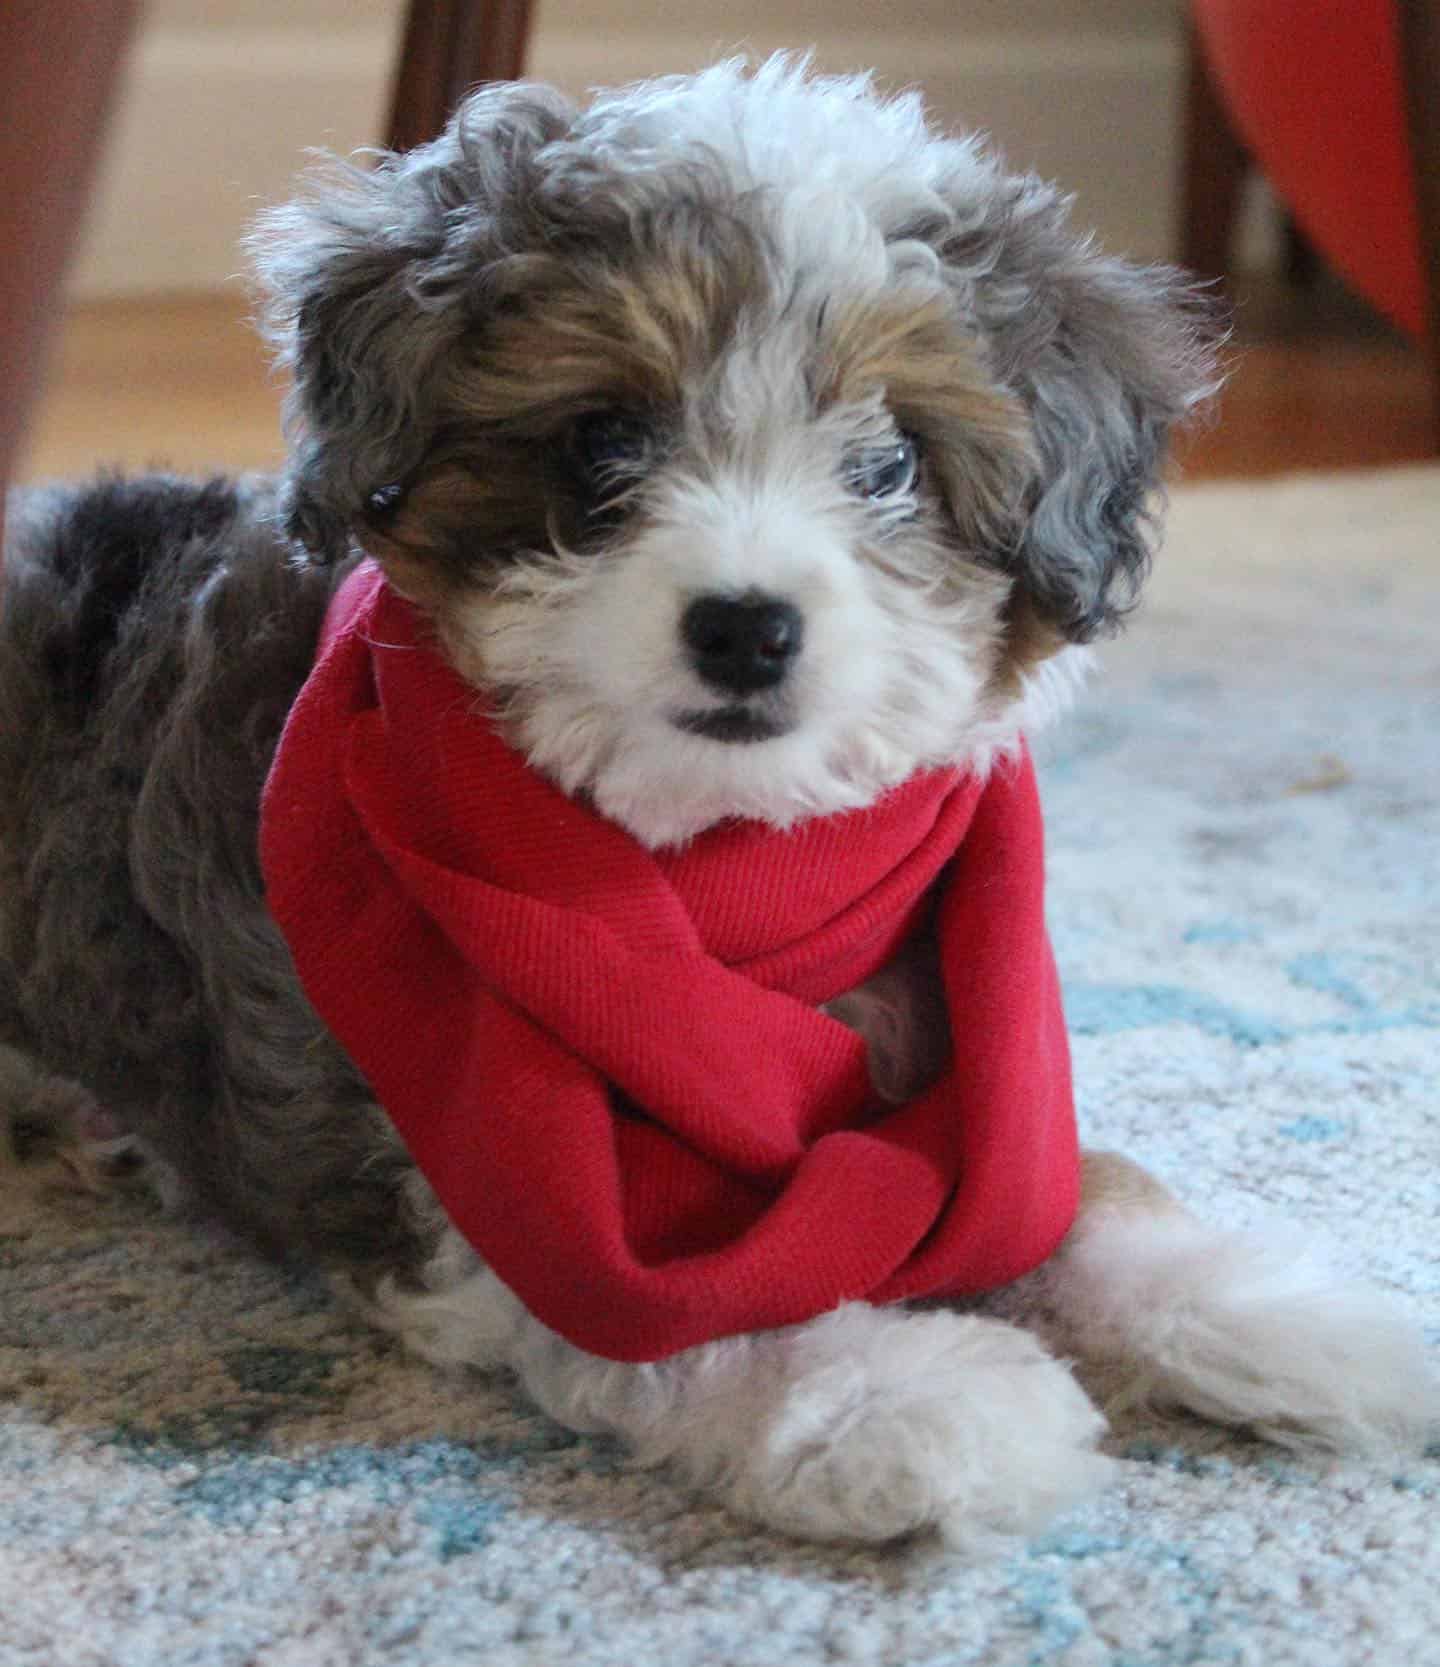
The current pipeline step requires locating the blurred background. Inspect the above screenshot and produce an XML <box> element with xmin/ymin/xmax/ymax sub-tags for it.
<box><xmin>16</xmin><ymin>0</ymin><xmax>1439</xmax><ymax>484</ymax></box>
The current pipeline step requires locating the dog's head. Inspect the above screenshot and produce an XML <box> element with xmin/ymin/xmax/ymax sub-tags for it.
<box><xmin>252</xmin><ymin>57</ymin><xmax>1217</xmax><ymax>845</ymax></box>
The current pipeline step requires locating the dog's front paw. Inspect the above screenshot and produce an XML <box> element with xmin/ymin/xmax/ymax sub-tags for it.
<box><xmin>715</xmin><ymin>1305</ymin><xmax>1111</xmax><ymax>1548</ymax></box>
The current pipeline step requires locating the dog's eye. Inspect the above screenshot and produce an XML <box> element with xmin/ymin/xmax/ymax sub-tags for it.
<box><xmin>570</xmin><ymin>411</ymin><xmax>654</xmax><ymax>504</ymax></box>
<box><xmin>844</xmin><ymin>435</ymin><xmax>919</xmax><ymax>502</ymax></box>
<box><xmin>365</xmin><ymin>482</ymin><xmax>407</xmax><ymax>522</ymax></box>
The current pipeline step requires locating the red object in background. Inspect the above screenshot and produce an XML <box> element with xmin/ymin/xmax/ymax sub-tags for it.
<box><xmin>1194</xmin><ymin>0</ymin><xmax>1426</xmax><ymax>338</ymax></box>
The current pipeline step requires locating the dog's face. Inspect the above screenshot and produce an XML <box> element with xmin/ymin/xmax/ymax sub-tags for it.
<box><xmin>253</xmin><ymin>58</ymin><xmax>1216</xmax><ymax>846</ymax></box>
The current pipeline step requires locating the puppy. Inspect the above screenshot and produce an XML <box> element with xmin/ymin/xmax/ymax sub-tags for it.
<box><xmin>2</xmin><ymin>58</ymin><xmax>1433</xmax><ymax>1548</ymax></box>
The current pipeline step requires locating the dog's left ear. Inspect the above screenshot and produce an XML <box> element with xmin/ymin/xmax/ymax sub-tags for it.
<box><xmin>248</xmin><ymin>84</ymin><xmax>575</xmax><ymax>563</ymax></box>
<box><xmin>945</xmin><ymin>175</ymin><xmax>1222</xmax><ymax>642</ymax></box>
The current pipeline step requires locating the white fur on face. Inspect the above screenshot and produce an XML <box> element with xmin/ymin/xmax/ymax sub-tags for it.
<box><xmin>407</xmin><ymin>107</ymin><xmax>1104</xmax><ymax>846</ymax></box>
<box><xmin>441</xmin><ymin>381</ymin><xmax>1013</xmax><ymax>848</ymax></box>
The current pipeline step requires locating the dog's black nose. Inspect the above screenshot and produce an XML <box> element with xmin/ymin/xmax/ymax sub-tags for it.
<box><xmin>681</xmin><ymin>593</ymin><xmax>804</xmax><ymax>696</ymax></box>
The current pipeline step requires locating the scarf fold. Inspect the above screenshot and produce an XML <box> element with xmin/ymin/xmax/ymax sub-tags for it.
<box><xmin>261</xmin><ymin>561</ymin><xmax>1079</xmax><ymax>1361</ymax></box>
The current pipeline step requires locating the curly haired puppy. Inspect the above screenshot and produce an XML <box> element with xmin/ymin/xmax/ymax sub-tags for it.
<box><xmin>2</xmin><ymin>59</ymin><xmax>1434</xmax><ymax>1548</ymax></box>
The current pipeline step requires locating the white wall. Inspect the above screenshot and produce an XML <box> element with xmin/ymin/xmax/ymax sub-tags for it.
<box><xmin>70</xmin><ymin>0</ymin><xmax>1195</xmax><ymax>299</ymax></box>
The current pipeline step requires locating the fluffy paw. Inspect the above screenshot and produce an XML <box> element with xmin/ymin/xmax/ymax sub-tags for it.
<box><xmin>715</xmin><ymin>1305</ymin><xmax>1111</xmax><ymax>1547</ymax></box>
<box><xmin>0</xmin><ymin>1046</ymin><xmax>143</xmax><ymax>1195</ymax></box>
<box><xmin>1053</xmin><ymin>1212</ymin><xmax>1440</xmax><ymax>1456</ymax></box>
<box><xmin>426</xmin><ymin>1274</ymin><xmax>1112</xmax><ymax>1549</ymax></box>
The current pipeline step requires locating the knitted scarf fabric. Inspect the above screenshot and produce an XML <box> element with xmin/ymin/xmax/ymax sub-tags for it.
<box><xmin>260</xmin><ymin>562</ymin><xmax>1080</xmax><ymax>1362</ymax></box>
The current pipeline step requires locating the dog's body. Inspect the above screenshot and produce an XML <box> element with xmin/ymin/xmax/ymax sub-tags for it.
<box><xmin>2</xmin><ymin>60</ymin><xmax>1434</xmax><ymax>1547</ymax></box>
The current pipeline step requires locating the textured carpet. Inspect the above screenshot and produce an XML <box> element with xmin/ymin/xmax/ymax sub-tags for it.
<box><xmin>2</xmin><ymin>466</ymin><xmax>1438</xmax><ymax>1666</ymax></box>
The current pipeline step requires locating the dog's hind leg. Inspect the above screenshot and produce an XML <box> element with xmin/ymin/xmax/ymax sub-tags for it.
<box><xmin>1013</xmin><ymin>1150</ymin><xmax>1440</xmax><ymax>1456</ymax></box>
<box><xmin>0</xmin><ymin>1042</ymin><xmax>147</xmax><ymax>1197</ymax></box>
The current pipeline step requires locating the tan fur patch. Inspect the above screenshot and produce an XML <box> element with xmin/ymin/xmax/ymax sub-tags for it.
<box><xmin>1077</xmin><ymin>1150</ymin><xmax>1186</xmax><ymax>1218</ymax></box>
<box><xmin>820</xmin><ymin>293</ymin><xmax>1016</xmax><ymax>425</ymax></box>
<box><xmin>357</xmin><ymin>207</ymin><xmax>772</xmax><ymax>598</ymax></box>
<box><xmin>983</xmin><ymin>592</ymin><xmax>1069</xmax><ymax>706</ymax></box>
<box><xmin>816</xmin><ymin>288</ymin><xmax>1042</xmax><ymax>696</ymax></box>
<box><xmin>820</xmin><ymin>293</ymin><xmax>1030</xmax><ymax>490</ymax></box>
<box><xmin>450</xmin><ymin>205</ymin><xmax>768</xmax><ymax>426</ymax></box>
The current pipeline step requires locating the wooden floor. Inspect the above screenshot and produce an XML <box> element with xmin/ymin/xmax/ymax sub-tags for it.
<box><xmin>21</xmin><ymin>294</ymin><xmax>289</xmax><ymax>483</ymax></box>
<box><xmin>18</xmin><ymin>281</ymin><xmax>1438</xmax><ymax>486</ymax></box>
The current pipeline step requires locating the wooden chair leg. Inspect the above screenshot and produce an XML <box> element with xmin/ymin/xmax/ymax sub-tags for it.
<box><xmin>0</xmin><ymin>0</ymin><xmax>138</xmax><ymax>566</ymax></box>
<box><xmin>1397</xmin><ymin>0</ymin><xmax>1440</xmax><ymax>448</ymax></box>
<box><xmin>386</xmin><ymin>0</ymin><xmax>537</xmax><ymax>154</ymax></box>
<box><xmin>1178</xmin><ymin>16</ymin><xmax>1251</xmax><ymax>285</ymax></box>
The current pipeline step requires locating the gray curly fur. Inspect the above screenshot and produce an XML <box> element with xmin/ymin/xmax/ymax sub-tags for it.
<box><xmin>0</xmin><ymin>478</ymin><xmax>420</xmax><ymax>1274</ymax></box>
<box><xmin>1</xmin><ymin>62</ymin><xmax>1217</xmax><ymax>1287</ymax></box>
<box><xmin>252</xmin><ymin>72</ymin><xmax>1216</xmax><ymax>639</ymax></box>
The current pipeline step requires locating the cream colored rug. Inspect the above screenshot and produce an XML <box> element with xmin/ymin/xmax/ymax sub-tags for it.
<box><xmin>2</xmin><ymin>467</ymin><xmax>1438</xmax><ymax>1666</ymax></box>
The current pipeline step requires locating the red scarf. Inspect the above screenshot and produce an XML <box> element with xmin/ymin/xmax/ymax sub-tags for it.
<box><xmin>261</xmin><ymin>562</ymin><xmax>1079</xmax><ymax>1361</ymax></box>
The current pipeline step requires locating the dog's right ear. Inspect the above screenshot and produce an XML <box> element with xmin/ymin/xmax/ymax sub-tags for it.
<box><xmin>248</xmin><ymin>84</ymin><xmax>574</xmax><ymax>564</ymax></box>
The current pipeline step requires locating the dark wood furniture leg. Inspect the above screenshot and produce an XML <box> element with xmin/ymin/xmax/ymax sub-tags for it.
<box><xmin>1178</xmin><ymin>16</ymin><xmax>1251</xmax><ymax>284</ymax></box>
<box><xmin>0</xmin><ymin>0</ymin><xmax>138</xmax><ymax>563</ymax></box>
<box><xmin>387</xmin><ymin>0</ymin><xmax>537</xmax><ymax>154</ymax></box>
<box><xmin>1397</xmin><ymin>0</ymin><xmax>1440</xmax><ymax>446</ymax></box>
